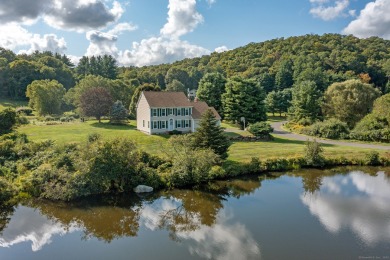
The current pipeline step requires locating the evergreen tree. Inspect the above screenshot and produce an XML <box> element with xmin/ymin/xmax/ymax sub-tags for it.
<box><xmin>196</xmin><ymin>72</ymin><xmax>226</xmax><ymax>114</ymax></box>
<box><xmin>192</xmin><ymin>109</ymin><xmax>230</xmax><ymax>159</ymax></box>
<box><xmin>288</xmin><ymin>81</ymin><xmax>322</xmax><ymax>124</ymax></box>
<box><xmin>110</xmin><ymin>100</ymin><xmax>128</xmax><ymax>124</ymax></box>
<box><xmin>222</xmin><ymin>77</ymin><xmax>266</xmax><ymax>127</ymax></box>
<box><xmin>275</xmin><ymin>60</ymin><xmax>293</xmax><ymax>90</ymax></box>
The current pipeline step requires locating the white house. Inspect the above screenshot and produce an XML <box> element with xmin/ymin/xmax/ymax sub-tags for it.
<box><xmin>136</xmin><ymin>91</ymin><xmax>221</xmax><ymax>134</ymax></box>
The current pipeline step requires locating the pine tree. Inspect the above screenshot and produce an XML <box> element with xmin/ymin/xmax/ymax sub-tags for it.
<box><xmin>192</xmin><ymin>109</ymin><xmax>230</xmax><ymax>159</ymax></box>
<box><xmin>110</xmin><ymin>100</ymin><xmax>128</xmax><ymax>124</ymax></box>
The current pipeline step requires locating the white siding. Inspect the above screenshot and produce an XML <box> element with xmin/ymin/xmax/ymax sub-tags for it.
<box><xmin>150</xmin><ymin>107</ymin><xmax>192</xmax><ymax>134</ymax></box>
<box><xmin>136</xmin><ymin>93</ymin><xmax>151</xmax><ymax>134</ymax></box>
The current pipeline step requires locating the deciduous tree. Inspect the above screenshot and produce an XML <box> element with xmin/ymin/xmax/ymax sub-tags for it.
<box><xmin>26</xmin><ymin>80</ymin><xmax>66</xmax><ymax>115</ymax></box>
<box><xmin>79</xmin><ymin>87</ymin><xmax>113</xmax><ymax>122</ymax></box>
<box><xmin>322</xmin><ymin>79</ymin><xmax>380</xmax><ymax>127</ymax></box>
<box><xmin>196</xmin><ymin>72</ymin><xmax>226</xmax><ymax>114</ymax></box>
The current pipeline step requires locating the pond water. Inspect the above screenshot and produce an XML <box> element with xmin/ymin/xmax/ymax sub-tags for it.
<box><xmin>1</xmin><ymin>167</ymin><xmax>389</xmax><ymax>260</ymax></box>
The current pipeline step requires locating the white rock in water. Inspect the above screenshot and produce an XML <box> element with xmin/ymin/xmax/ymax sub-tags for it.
<box><xmin>134</xmin><ymin>185</ymin><xmax>153</xmax><ymax>193</ymax></box>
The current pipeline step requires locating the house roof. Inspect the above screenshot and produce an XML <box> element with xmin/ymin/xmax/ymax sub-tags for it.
<box><xmin>143</xmin><ymin>91</ymin><xmax>192</xmax><ymax>107</ymax></box>
<box><xmin>192</xmin><ymin>101</ymin><xmax>221</xmax><ymax>120</ymax></box>
<box><xmin>141</xmin><ymin>91</ymin><xmax>221</xmax><ymax>120</ymax></box>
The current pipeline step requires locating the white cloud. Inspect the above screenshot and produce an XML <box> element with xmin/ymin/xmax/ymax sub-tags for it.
<box><xmin>214</xmin><ymin>46</ymin><xmax>229</xmax><ymax>53</ymax></box>
<box><xmin>140</xmin><ymin>199</ymin><xmax>261</xmax><ymax>260</ymax></box>
<box><xmin>20</xmin><ymin>34</ymin><xmax>67</xmax><ymax>54</ymax></box>
<box><xmin>43</xmin><ymin>0</ymin><xmax>124</xmax><ymax>32</ymax></box>
<box><xmin>86</xmin><ymin>30</ymin><xmax>118</xmax><ymax>56</ymax></box>
<box><xmin>309</xmin><ymin>0</ymin><xmax>350</xmax><ymax>21</ymax></box>
<box><xmin>0</xmin><ymin>24</ymin><xmax>67</xmax><ymax>54</ymax></box>
<box><xmin>0</xmin><ymin>206</ymin><xmax>79</xmax><ymax>252</ymax></box>
<box><xmin>0</xmin><ymin>24</ymin><xmax>32</xmax><ymax>50</ymax></box>
<box><xmin>0</xmin><ymin>0</ymin><xmax>124</xmax><ymax>32</ymax></box>
<box><xmin>85</xmin><ymin>0</ymin><xmax>210</xmax><ymax>66</ymax></box>
<box><xmin>301</xmin><ymin>171</ymin><xmax>390</xmax><ymax>245</ymax></box>
<box><xmin>107</xmin><ymin>22</ymin><xmax>138</xmax><ymax>35</ymax></box>
<box><xmin>160</xmin><ymin>0</ymin><xmax>204</xmax><ymax>38</ymax></box>
<box><xmin>119</xmin><ymin>37</ymin><xmax>210</xmax><ymax>66</ymax></box>
<box><xmin>343</xmin><ymin>0</ymin><xmax>390</xmax><ymax>39</ymax></box>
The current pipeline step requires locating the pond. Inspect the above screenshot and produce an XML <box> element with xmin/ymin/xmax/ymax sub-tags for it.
<box><xmin>1</xmin><ymin>167</ymin><xmax>389</xmax><ymax>259</ymax></box>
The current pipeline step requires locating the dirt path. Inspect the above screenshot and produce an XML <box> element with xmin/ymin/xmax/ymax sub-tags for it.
<box><xmin>271</xmin><ymin>121</ymin><xmax>390</xmax><ymax>150</ymax></box>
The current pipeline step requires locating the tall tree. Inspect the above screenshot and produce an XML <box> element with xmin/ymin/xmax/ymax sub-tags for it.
<box><xmin>166</xmin><ymin>79</ymin><xmax>186</xmax><ymax>92</ymax></box>
<box><xmin>288</xmin><ymin>81</ymin><xmax>322</xmax><ymax>124</ymax></box>
<box><xmin>222</xmin><ymin>77</ymin><xmax>267</xmax><ymax>126</ymax></box>
<box><xmin>275</xmin><ymin>59</ymin><xmax>293</xmax><ymax>91</ymax></box>
<box><xmin>196</xmin><ymin>72</ymin><xmax>226</xmax><ymax>114</ymax></box>
<box><xmin>26</xmin><ymin>80</ymin><xmax>66</xmax><ymax>115</ymax></box>
<box><xmin>128</xmin><ymin>83</ymin><xmax>159</xmax><ymax>118</ymax></box>
<box><xmin>165</xmin><ymin>67</ymin><xmax>191</xmax><ymax>87</ymax></box>
<box><xmin>322</xmin><ymin>79</ymin><xmax>381</xmax><ymax>127</ymax></box>
<box><xmin>192</xmin><ymin>109</ymin><xmax>230</xmax><ymax>159</ymax></box>
<box><xmin>79</xmin><ymin>87</ymin><xmax>113</xmax><ymax>123</ymax></box>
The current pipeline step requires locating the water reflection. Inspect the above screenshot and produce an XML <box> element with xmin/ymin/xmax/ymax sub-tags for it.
<box><xmin>0</xmin><ymin>176</ymin><xmax>262</xmax><ymax>259</ymax></box>
<box><xmin>0</xmin><ymin>206</ymin><xmax>78</xmax><ymax>251</ymax></box>
<box><xmin>301</xmin><ymin>170</ymin><xmax>390</xmax><ymax>245</ymax></box>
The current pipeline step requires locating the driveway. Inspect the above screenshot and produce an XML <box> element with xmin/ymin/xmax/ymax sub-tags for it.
<box><xmin>271</xmin><ymin>121</ymin><xmax>390</xmax><ymax>150</ymax></box>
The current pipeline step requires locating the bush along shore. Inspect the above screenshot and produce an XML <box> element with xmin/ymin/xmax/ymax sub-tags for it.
<box><xmin>1</xmin><ymin>133</ymin><xmax>389</xmax><ymax>204</ymax></box>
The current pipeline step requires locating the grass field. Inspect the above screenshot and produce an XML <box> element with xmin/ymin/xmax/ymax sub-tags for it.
<box><xmin>3</xmin><ymin>98</ymin><xmax>385</xmax><ymax>162</ymax></box>
<box><xmin>17</xmin><ymin>119</ymin><xmax>384</xmax><ymax>162</ymax></box>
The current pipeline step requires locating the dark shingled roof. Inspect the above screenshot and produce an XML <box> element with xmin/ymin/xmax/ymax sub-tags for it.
<box><xmin>143</xmin><ymin>91</ymin><xmax>192</xmax><ymax>107</ymax></box>
<box><xmin>142</xmin><ymin>91</ymin><xmax>221</xmax><ymax>120</ymax></box>
<box><xmin>191</xmin><ymin>101</ymin><xmax>221</xmax><ymax>120</ymax></box>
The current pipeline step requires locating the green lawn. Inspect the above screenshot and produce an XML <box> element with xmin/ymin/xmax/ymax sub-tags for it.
<box><xmin>228</xmin><ymin>136</ymin><xmax>381</xmax><ymax>162</ymax></box>
<box><xmin>17</xmin><ymin>119</ymin><xmax>385</xmax><ymax>162</ymax></box>
<box><xmin>18</xmin><ymin>120</ymin><xmax>169</xmax><ymax>154</ymax></box>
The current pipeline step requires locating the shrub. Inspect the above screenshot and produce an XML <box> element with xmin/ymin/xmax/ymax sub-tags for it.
<box><xmin>15</xmin><ymin>107</ymin><xmax>33</xmax><ymax>116</ymax></box>
<box><xmin>16</xmin><ymin>116</ymin><xmax>29</xmax><ymax>125</ymax></box>
<box><xmin>304</xmin><ymin>139</ymin><xmax>325</xmax><ymax>167</ymax></box>
<box><xmin>364</xmin><ymin>151</ymin><xmax>380</xmax><ymax>166</ymax></box>
<box><xmin>0</xmin><ymin>108</ymin><xmax>16</xmax><ymax>134</ymax></box>
<box><xmin>0</xmin><ymin>177</ymin><xmax>15</xmax><ymax>202</ymax></box>
<box><xmin>350</xmin><ymin>114</ymin><xmax>390</xmax><ymax>142</ymax></box>
<box><xmin>303</xmin><ymin>119</ymin><xmax>349</xmax><ymax>139</ymax></box>
<box><xmin>247</xmin><ymin>122</ymin><xmax>273</xmax><ymax>137</ymax></box>
<box><xmin>88</xmin><ymin>133</ymin><xmax>101</xmax><ymax>143</ymax></box>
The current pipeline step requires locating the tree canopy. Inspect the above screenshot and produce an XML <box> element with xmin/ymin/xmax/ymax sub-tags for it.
<box><xmin>322</xmin><ymin>79</ymin><xmax>381</xmax><ymax>127</ymax></box>
<box><xmin>26</xmin><ymin>80</ymin><xmax>66</xmax><ymax>115</ymax></box>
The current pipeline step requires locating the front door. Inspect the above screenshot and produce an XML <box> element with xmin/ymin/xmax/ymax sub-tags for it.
<box><xmin>169</xmin><ymin>119</ymin><xmax>174</xmax><ymax>131</ymax></box>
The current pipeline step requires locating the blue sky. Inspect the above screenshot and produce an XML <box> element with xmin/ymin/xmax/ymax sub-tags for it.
<box><xmin>0</xmin><ymin>0</ymin><xmax>389</xmax><ymax>66</ymax></box>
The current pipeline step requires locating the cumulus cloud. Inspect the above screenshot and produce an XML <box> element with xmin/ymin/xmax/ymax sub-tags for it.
<box><xmin>343</xmin><ymin>0</ymin><xmax>390</xmax><ymax>39</ymax></box>
<box><xmin>20</xmin><ymin>34</ymin><xmax>67</xmax><ymax>54</ymax></box>
<box><xmin>119</xmin><ymin>37</ymin><xmax>210</xmax><ymax>66</ymax></box>
<box><xmin>140</xmin><ymin>199</ymin><xmax>261</xmax><ymax>260</ymax></box>
<box><xmin>0</xmin><ymin>206</ymin><xmax>79</xmax><ymax>252</ymax></box>
<box><xmin>86</xmin><ymin>0</ymin><xmax>211</xmax><ymax>66</ymax></box>
<box><xmin>160</xmin><ymin>0</ymin><xmax>204</xmax><ymax>38</ymax></box>
<box><xmin>309</xmin><ymin>0</ymin><xmax>350</xmax><ymax>20</ymax></box>
<box><xmin>107</xmin><ymin>22</ymin><xmax>138</xmax><ymax>35</ymax></box>
<box><xmin>0</xmin><ymin>0</ymin><xmax>124</xmax><ymax>32</ymax></box>
<box><xmin>43</xmin><ymin>0</ymin><xmax>124</xmax><ymax>32</ymax></box>
<box><xmin>0</xmin><ymin>0</ymin><xmax>48</xmax><ymax>25</ymax></box>
<box><xmin>214</xmin><ymin>46</ymin><xmax>229</xmax><ymax>53</ymax></box>
<box><xmin>0</xmin><ymin>24</ymin><xmax>67</xmax><ymax>54</ymax></box>
<box><xmin>86</xmin><ymin>30</ymin><xmax>118</xmax><ymax>56</ymax></box>
<box><xmin>301</xmin><ymin>171</ymin><xmax>390</xmax><ymax>245</ymax></box>
<box><xmin>0</xmin><ymin>24</ymin><xmax>32</xmax><ymax>50</ymax></box>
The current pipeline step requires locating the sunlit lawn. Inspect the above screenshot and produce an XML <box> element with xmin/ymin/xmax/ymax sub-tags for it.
<box><xmin>18</xmin><ymin>119</ymin><xmax>384</xmax><ymax>162</ymax></box>
<box><xmin>18</xmin><ymin>120</ymin><xmax>169</xmax><ymax>154</ymax></box>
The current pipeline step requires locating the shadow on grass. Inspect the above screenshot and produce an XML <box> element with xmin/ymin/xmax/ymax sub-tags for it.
<box><xmin>271</xmin><ymin>136</ymin><xmax>337</xmax><ymax>147</ymax></box>
<box><xmin>90</xmin><ymin>122</ymin><xmax>136</xmax><ymax>130</ymax></box>
<box><xmin>267</xmin><ymin>116</ymin><xmax>287</xmax><ymax>122</ymax></box>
